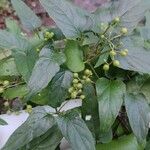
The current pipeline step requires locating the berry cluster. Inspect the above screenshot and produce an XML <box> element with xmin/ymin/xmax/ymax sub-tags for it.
<box><xmin>100</xmin><ymin>17</ymin><xmax>129</xmax><ymax>71</ymax></box>
<box><xmin>68</xmin><ymin>69</ymin><xmax>93</xmax><ymax>100</ymax></box>
<box><xmin>25</xmin><ymin>105</ymin><xmax>32</xmax><ymax>114</ymax></box>
<box><xmin>44</xmin><ymin>31</ymin><xmax>54</xmax><ymax>41</ymax></box>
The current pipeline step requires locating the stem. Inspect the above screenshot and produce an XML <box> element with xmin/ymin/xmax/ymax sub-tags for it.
<box><xmin>87</xmin><ymin>62</ymin><xmax>99</xmax><ymax>79</ymax></box>
<box><xmin>5</xmin><ymin>82</ymin><xmax>25</xmax><ymax>90</ymax></box>
<box><xmin>111</xmin><ymin>34</ymin><xmax>122</xmax><ymax>41</ymax></box>
<box><xmin>102</xmin><ymin>23</ymin><xmax>111</xmax><ymax>35</ymax></box>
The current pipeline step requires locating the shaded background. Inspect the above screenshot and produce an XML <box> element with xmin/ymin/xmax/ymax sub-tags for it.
<box><xmin>0</xmin><ymin>0</ymin><xmax>108</xmax><ymax>29</ymax></box>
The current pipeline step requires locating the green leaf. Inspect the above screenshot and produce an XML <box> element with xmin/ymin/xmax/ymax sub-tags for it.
<box><xmin>0</xmin><ymin>30</ymin><xmax>30</xmax><ymax>50</ymax></box>
<box><xmin>21</xmin><ymin>125</ymin><xmax>62</xmax><ymax>150</ymax></box>
<box><xmin>145</xmin><ymin>11</ymin><xmax>150</xmax><ymax>27</ymax></box>
<box><xmin>65</xmin><ymin>40</ymin><xmax>85</xmax><ymax>72</ymax></box>
<box><xmin>56</xmin><ymin>112</ymin><xmax>95</xmax><ymax>150</ymax></box>
<box><xmin>0</xmin><ymin>58</ymin><xmax>19</xmax><ymax>76</ymax></box>
<box><xmin>125</xmin><ymin>93</ymin><xmax>150</xmax><ymax>142</ymax></box>
<box><xmin>11</xmin><ymin>0</ymin><xmax>41</xmax><ymax>31</ymax></box>
<box><xmin>0</xmin><ymin>118</ymin><xmax>8</xmax><ymax>125</ymax></box>
<box><xmin>31</xmin><ymin>89</ymin><xmax>49</xmax><ymax>105</ymax></box>
<box><xmin>116</xmin><ymin>37</ymin><xmax>150</xmax><ymax>74</ymax></box>
<box><xmin>40</xmin><ymin>0</ymin><xmax>93</xmax><ymax>38</ymax></box>
<box><xmin>27</xmin><ymin>48</ymin><xmax>66</xmax><ymax>97</ymax></box>
<box><xmin>140</xmin><ymin>77</ymin><xmax>150</xmax><ymax>103</ymax></box>
<box><xmin>94</xmin><ymin>47</ymin><xmax>109</xmax><ymax>68</ymax></box>
<box><xmin>82</xmin><ymin>83</ymin><xmax>100</xmax><ymax>140</ymax></box>
<box><xmin>0</xmin><ymin>30</ymin><xmax>38</xmax><ymax>81</ymax></box>
<box><xmin>96</xmin><ymin>134</ymin><xmax>142</xmax><ymax>150</ymax></box>
<box><xmin>96</xmin><ymin>78</ymin><xmax>126</xmax><ymax>132</ymax></box>
<box><xmin>94</xmin><ymin>0</ymin><xmax>150</xmax><ymax>32</ymax></box>
<box><xmin>145</xmin><ymin>139</ymin><xmax>150</xmax><ymax>150</ymax></box>
<box><xmin>5</xmin><ymin>18</ymin><xmax>21</xmax><ymax>35</ymax></box>
<box><xmin>2</xmin><ymin>106</ymin><xmax>56</xmax><ymax>150</ymax></box>
<box><xmin>2</xmin><ymin>85</ymin><xmax>28</xmax><ymax>100</ymax></box>
<box><xmin>48</xmin><ymin>70</ymin><xmax>73</xmax><ymax>108</ymax></box>
<box><xmin>12</xmin><ymin>48</ymin><xmax>38</xmax><ymax>82</ymax></box>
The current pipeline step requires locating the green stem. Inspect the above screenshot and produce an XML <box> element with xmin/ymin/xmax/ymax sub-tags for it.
<box><xmin>87</xmin><ymin>62</ymin><xmax>99</xmax><ymax>79</ymax></box>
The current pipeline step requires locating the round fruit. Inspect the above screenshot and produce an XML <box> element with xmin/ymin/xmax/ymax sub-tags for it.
<box><xmin>27</xmin><ymin>105</ymin><xmax>32</xmax><ymax>109</ymax></box>
<box><xmin>121</xmin><ymin>27</ymin><xmax>128</xmax><ymax>34</ymax></box>
<box><xmin>77</xmin><ymin>83</ymin><xmax>83</xmax><ymax>89</ymax></box>
<box><xmin>4</xmin><ymin>101</ymin><xmax>9</xmax><ymax>107</ymax></box>
<box><xmin>78</xmin><ymin>89</ymin><xmax>82</xmax><ymax>94</ymax></box>
<box><xmin>26</xmin><ymin>109</ymin><xmax>32</xmax><ymax>114</ymax></box>
<box><xmin>85</xmin><ymin>78</ymin><xmax>91</xmax><ymax>83</ymax></box>
<box><xmin>84</xmin><ymin>69</ymin><xmax>91</xmax><ymax>76</ymax></box>
<box><xmin>120</xmin><ymin>51</ymin><xmax>128</xmax><ymax>56</ymax></box>
<box><xmin>3</xmin><ymin>80</ymin><xmax>9</xmax><ymax>86</ymax></box>
<box><xmin>73</xmin><ymin>84</ymin><xmax>78</xmax><ymax>88</ymax></box>
<box><xmin>0</xmin><ymin>87</ymin><xmax>4</xmax><ymax>93</ymax></box>
<box><xmin>124</xmin><ymin>49</ymin><xmax>128</xmax><ymax>53</ymax></box>
<box><xmin>113</xmin><ymin>60</ymin><xmax>120</xmax><ymax>67</ymax></box>
<box><xmin>71</xmin><ymin>91</ymin><xmax>77</xmax><ymax>99</ymax></box>
<box><xmin>83</xmin><ymin>75</ymin><xmax>87</xmax><ymax>80</ymax></box>
<box><xmin>36</xmin><ymin>48</ymin><xmax>40</xmax><ymax>52</ymax></box>
<box><xmin>110</xmin><ymin>50</ymin><xmax>116</xmax><ymax>56</ymax></box>
<box><xmin>68</xmin><ymin>87</ymin><xmax>74</xmax><ymax>93</ymax></box>
<box><xmin>73</xmin><ymin>79</ymin><xmax>78</xmax><ymax>84</ymax></box>
<box><xmin>73</xmin><ymin>73</ymin><xmax>78</xmax><ymax>78</ymax></box>
<box><xmin>103</xmin><ymin>64</ymin><xmax>109</xmax><ymax>71</ymax></box>
<box><xmin>101</xmin><ymin>35</ymin><xmax>105</xmax><ymax>39</ymax></box>
<box><xmin>50</xmin><ymin>32</ymin><xmax>54</xmax><ymax>38</ymax></box>
<box><xmin>80</xmin><ymin>95</ymin><xmax>85</xmax><ymax>100</ymax></box>
<box><xmin>114</xmin><ymin>17</ymin><xmax>120</xmax><ymax>23</ymax></box>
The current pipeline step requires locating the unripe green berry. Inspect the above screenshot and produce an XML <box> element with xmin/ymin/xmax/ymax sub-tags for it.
<box><xmin>27</xmin><ymin>105</ymin><xmax>32</xmax><ymax>109</ymax></box>
<box><xmin>26</xmin><ymin>109</ymin><xmax>32</xmax><ymax>114</ymax></box>
<box><xmin>103</xmin><ymin>64</ymin><xmax>109</xmax><ymax>71</ymax></box>
<box><xmin>80</xmin><ymin>95</ymin><xmax>85</xmax><ymax>100</ymax></box>
<box><xmin>36</xmin><ymin>48</ymin><xmax>40</xmax><ymax>52</ymax></box>
<box><xmin>121</xmin><ymin>27</ymin><xmax>128</xmax><ymax>34</ymax></box>
<box><xmin>78</xmin><ymin>89</ymin><xmax>82</xmax><ymax>94</ymax></box>
<box><xmin>73</xmin><ymin>84</ymin><xmax>78</xmax><ymax>88</ymax></box>
<box><xmin>114</xmin><ymin>17</ymin><xmax>120</xmax><ymax>23</ymax></box>
<box><xmin>110</xmin><ymin>50</ymin><xmax>116</xmax><ymax>56</ymax></box>
<box><xmin>73</xmin><ymin>79</ymin><xmax>78</xmax><ymax>84</ymax></box>
<box><xmin>73</xmin><ymin>73</ymin><xmax>78</xmax><ymax>78</ymax></box>
<box><xmin>71</xmin><ymin>91</ymin><xmax>77</xmax><ymax>99</ymax></box>
<box><xmin>81</xmin><ymin>80</ymin><xmax>85</xmax><ymax>84</ymax></box>
<box><xmin>101</xmin><ymin>35</ymin><xmax>105</xmax><ymax>39</ymax></box>
<box><xmin>50</xmin><ymin>32</ymin><xmax>54</xmax><ymax>38</ymax></box>
<box><xmin>0</xmin><ymin>87</ymin><xmax>4</xmax><ymax>93</ymax></box>
<box><xmin>3</xmin><ymin>80</ymin><xmax>9</xmax><ymax>86</ymax></box>
<box><xmin>44</xmin><ymin>38</ymin><xmax>48</xmax><ymax>41</ymax></box>
<box><xmin>113</xmin><ymin>60</ymin><xmax>120</xmax><ymax>67</ymax></box>
<box><xmin>124</xmin><ymin>49</ymin><xmax>128</xmax><ymax>53</ymax></box>
<box><xmin>83</xmin><ymin>76</ymin><xmax>87</xmax><ymax>80</ymax></box>
<box><xmin>38</xmin><ymin>93</ymin><xmax>41</xmax><ymax>96</ymax></box>
<box><xmin>85</xmin><ymin>78</ymin><xmax>91</xmax><ymax>83</ymax></box>
<box><xmin>120</xmin><ymin>50</ymin><xmax>128</xmax><ymax>56</ymax></box>
<box><xmin>77</xmin><ymin>83</ymin><xmax>83</xmax><ymax>89</ymax></box>
<box><xmin>4</xmin><ymin>101</ymin><xmax>9</xmax><ymax>107</ymax></box>
<box><xmin>68</xmin><ymin>87</ymin><xmax>74</xmax><ymax>93</ymax></box>
<box><xmin>45</xmin><ymin>31</ymin><xmax>50</xmax><ymax>36</ymax></box>
<box><xmin>84</xmin><ymin>69</ymin><xmax>91</xmax><ymax>76</ymax></box>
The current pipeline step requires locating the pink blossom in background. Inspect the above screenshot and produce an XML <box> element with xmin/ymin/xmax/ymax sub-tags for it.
<box><xmin>74</xmin><ymin>0</ymin><xmax>108</xmax><ymax>11</ymax></box>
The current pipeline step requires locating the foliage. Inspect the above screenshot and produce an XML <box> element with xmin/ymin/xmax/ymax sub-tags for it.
<box><xmin>0</xmin><ymin>0</ymin><xmax>150</xmax><ymax>149</ymax></box>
